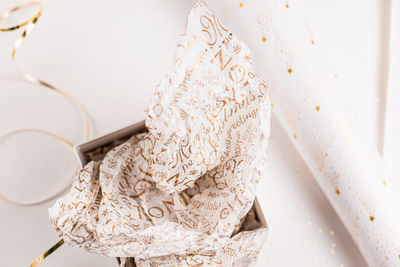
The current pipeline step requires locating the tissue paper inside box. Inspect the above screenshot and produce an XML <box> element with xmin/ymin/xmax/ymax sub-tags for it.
<box><xmin>74</xmin><ymin>121</ymin><xmax>268</xmax><ymax>267</ymax></box>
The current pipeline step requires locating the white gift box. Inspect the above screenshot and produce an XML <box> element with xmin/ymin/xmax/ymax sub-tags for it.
<box><xmin>73</xmin><ymin>120</ymin><xmax>268</xmax><ymax>267</ymax></box>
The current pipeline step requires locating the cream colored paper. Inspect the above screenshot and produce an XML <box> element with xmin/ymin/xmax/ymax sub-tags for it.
<box><xmin>384</xmin><ymin>0</ymin><xmax>400</xmax><ymax>192</ymax></box>
<box><xmin>135</xmin><ymin>228</ymin><xmax>268</xmax><ymax>267</ymax></box>
<box><xmin>200</xmin><ymin>1</ymin><xmax>400</xmax><ymax>266</ymax></box>
<box><xmin>49</xmin><ymin>2</ymin><xmax>270</xmax><ymax>264</ymax></box>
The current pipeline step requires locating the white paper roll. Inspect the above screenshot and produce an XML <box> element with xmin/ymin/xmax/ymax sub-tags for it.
<box><xmin>384</xmin><ymin>0</ymin><xmax>400</xmax><ymax>192</ymax></box>
<box><xmin>202</xmin><ymin>1</ymin><xmax>400</xmax><ymax>266</ymax></box>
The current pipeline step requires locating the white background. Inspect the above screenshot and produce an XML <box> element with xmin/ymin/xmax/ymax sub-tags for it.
<box><xmin>0</xmin><ymin>0</ymin><xmax>388</xmax><ymax>266</ymax></box>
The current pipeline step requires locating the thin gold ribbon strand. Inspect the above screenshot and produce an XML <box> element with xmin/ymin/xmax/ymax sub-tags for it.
<box><xmin>0</xmin><ymin>129</ymin><xmax>74</xmax><ymax>206</ymax></box>
<box><xmin>30</xmin><ymin>239</ymin><xmax>65</xmax><ymax>267</ymax></box>
<box><xmin>0</xmin><ymin>2</ymin><xmax>93</xmax><ymax>266</ymax></box>
<box><xmin>0</xmin><ymin>1</ymin><xmax>91</xmax><ymax>205</ymax></box>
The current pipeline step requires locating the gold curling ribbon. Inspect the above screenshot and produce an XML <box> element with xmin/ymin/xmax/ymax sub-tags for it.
<box><xmin>30</xmin><ymin>239</ymin><xmax>65</xmax><ymax>267</ymax></box>
<box><xmin>0</xmin><ymin>1</ymin><xmax>92</xmax><ymax>265</ymax></box>
<box><xmin>0</xmin><ymin>1</ymin><xmax>91</xmax><ymax>204</ymax></box>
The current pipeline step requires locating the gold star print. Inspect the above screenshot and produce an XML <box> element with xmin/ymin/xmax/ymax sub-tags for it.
<box><xmin>239</xmin><ymin>2</ymin><xmax>244</xmax><ymax>8</ymax></box>
<box><xmin>369</xmin><ymin>216</ymin><xmax>375</xmax><ymax>222</ymax></box>
<box><xmin>262</xmin><ymin>36</ymin><xmax>267</xmax><ymax>42</ymax></box>
<box><xmin>288</xmin><ymin>68</ymin><xmax>292</xmax><ymax>74</ymax></box>
<box><xmin>233</xmin><ymin>45</ymin><xmax>241</xmax><ymax>54</ymax></box>
<box><xmin>335</xmin><ymin>189</ymin><xmax>340</xmax><ymax>195</ymax></box>
<box><xmin>244</xmin><ymin>54</ymin><xmax>252</xmax><ymax>63</ymax></box>
<box><xmin>315</xmin><ymin>105</ymin><xmax>320</xmax><ymax>111</ymax></box>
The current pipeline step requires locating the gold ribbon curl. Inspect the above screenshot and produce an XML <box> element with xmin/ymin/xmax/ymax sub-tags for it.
<box><xmin>0</xmin><ymin>1</ymin><xmax>92</xmax><ymax>265</ymax></box>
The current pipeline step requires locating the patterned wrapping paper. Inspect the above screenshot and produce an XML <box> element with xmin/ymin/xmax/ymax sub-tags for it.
<box><xmin>201</xmin><ymin>0</ymin><xmax>400</xmax><ymax>266</ymax></box>
<box><xmin>145</xmin><ymin>1</ymin><xmax>270</xmax><ymax>195</ymax></box>
<box><xmin>131</xmin><ymin>204</ymin><xmax>268</xmax><ymax>267</ymax></box>
<box><xmin>75</xmin><ymin>127</ymin><xmax>268</xmax><ymax>267</ymax></box>
<box><xmin>49</xmin><ymin>2</ymin><xmax>271</xmax><ymax>265</ymax></box>
<box><xmin>134</xmin><ymin>227</ymin><xmax>268</xmax><ymax>267</ymax></box>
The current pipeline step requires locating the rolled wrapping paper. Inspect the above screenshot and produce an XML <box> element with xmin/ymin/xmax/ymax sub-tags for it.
<box><xmin>384</xmin><ymin>0</ymin><xmax>400</xmax><ymax>192</ymax></box>
<box><xmin>201</xmin><ymin>0</ymin><xmax>400</xmax><ymax>266</ymax></box>
<box><xmin>49</xmin><ymin>2</ymin><xmax>271</xmax><ymax>262</ymax></box>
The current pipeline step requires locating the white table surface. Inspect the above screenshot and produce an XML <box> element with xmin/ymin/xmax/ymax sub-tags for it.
<box><xmin>0</xmin><ymin>0</ymin><xmax>387</xmax><ymax>266</ymax></box>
